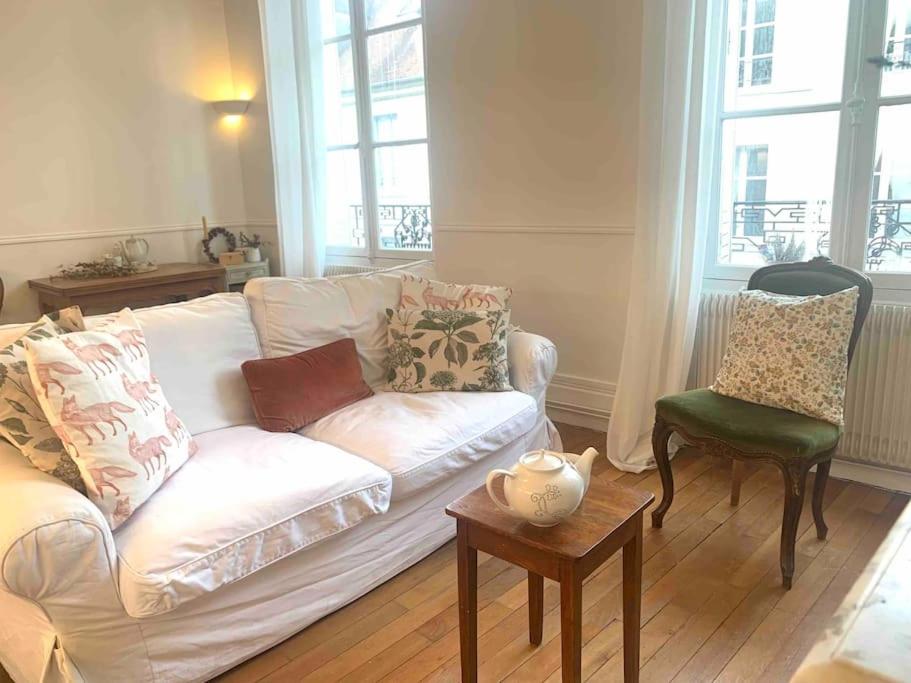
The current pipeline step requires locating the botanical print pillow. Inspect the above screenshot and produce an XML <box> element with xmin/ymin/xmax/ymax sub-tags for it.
<box><xmin>710</xmin><ymin>287</ymin><xmax>859</xmax><ymax>425</ymax></box>
<box><xmin>0</xmin><ymin>315</ymin><xmax>87</xmax><ymax>493</ymax></box>
<box><xmin>399</xmin><ymin>275</ymin><xmax>512</xmax><ymax>311</ymax></box>
<box><xmin>385</xmin><ymin>308</ymin><xmax>512</xmax><ymax>393</ymax></box>
<box><xmin>25</xmin><ymin>309</ymin><xmax>196</xmax><ymax>529</ymax></box>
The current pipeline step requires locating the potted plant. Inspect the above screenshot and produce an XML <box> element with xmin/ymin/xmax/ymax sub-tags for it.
<box><xmin>239</xmin><ymin>232</ymin><xmax>265</xmax><ymax>263</ymax></box>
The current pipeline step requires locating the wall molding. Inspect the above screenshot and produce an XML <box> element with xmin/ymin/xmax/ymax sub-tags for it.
<box><xmin>546</xmin><ymin>373</ymin><xmax>616</xmax><ymax>432</ymax></box>
<box><xmin>434</xmin><ymin>223</ymin><xmax>634</xmax><ymax>236</ymax></box>
<box><xmin>0</xmin><ymin>219</ymin><xmax>278</xmax><ymax>246</ymax></box>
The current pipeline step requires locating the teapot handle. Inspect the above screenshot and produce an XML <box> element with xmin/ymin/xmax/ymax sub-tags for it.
<box><xmin>485</xmin><ymin>469</ymin><xmax>519</xmax><ymax>518</ymax></box>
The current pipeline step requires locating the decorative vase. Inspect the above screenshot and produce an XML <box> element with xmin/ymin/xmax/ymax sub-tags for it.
<box><xmin>245</xmin><ymin>247</ymin><xmax>262</xmax><ymax>263</ymax></box>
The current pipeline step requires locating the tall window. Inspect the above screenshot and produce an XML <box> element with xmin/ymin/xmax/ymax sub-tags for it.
<box><xmin>320</xmin><ymin>0</ymin><xmax>432</xmax><ymax>260</ymax></box>
<box><xmin>708</xmin><ymin>0</ymin><xmax>911</xmax><ymax>291</ymax></box>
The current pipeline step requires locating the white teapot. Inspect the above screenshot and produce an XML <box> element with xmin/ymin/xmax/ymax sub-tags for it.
<box><xmin>485</xmin><ymin>447</ymin><xmax>599</xmax><ymax>526</ymax></box>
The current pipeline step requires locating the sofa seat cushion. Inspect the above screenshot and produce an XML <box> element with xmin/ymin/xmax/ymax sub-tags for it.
<box><xmin>113</xmin><ymin>425</ymin><xmax>392</xmax><ymax>618</ymax></box>
<box><xmin>301</xmin><ymin>390</ymin><xmax>538</xmax><ymax>501</ymax></box>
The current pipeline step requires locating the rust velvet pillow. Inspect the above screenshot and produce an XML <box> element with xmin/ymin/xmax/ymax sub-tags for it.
<box><xmin>241</xmin><ymin>338</ymin><xmax>373</xmax><ymax>432</ymax></box>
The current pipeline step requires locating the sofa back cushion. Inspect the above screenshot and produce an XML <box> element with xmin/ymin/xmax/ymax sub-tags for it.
<box><xmin>244</xmin><ymin>261</ymin><xmax>437</xmax><ymax>388</ymax></box>
<box><xmin>130</xmin><ymin>294</ymin><xmax>262</xmax><ymax>435</ymax></box>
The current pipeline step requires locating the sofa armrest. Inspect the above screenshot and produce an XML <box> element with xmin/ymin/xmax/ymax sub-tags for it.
<box><xmin>508</xmin><ymin>330</ymin><xmax>557</xmax><ymax>400</ymax></box>
<box><xmin>0</xmin><ymin>444</ymin><xmax>118</xmax><ymax>605</ymax></box>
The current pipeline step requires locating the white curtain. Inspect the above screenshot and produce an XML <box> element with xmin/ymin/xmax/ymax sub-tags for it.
<box><xmin>605</xmin><ymin>0</ymin><xmax>720</xmax><ymax>472</ymax></box>
<box><xmin>259</xmin><ymin>0</ymin><xmax>327</xmax><ymax>278</ymax></box>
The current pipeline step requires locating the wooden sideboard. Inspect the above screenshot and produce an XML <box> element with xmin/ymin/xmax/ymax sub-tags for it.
<box><xmin>29</xmin><ymin>263</ymin><xmax>227</xmax><ymax>315</ymax></box>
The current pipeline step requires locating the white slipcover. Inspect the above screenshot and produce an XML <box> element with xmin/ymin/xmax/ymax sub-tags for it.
<box><xmin>0</xmin><ymin>265</ymin><xmax>561</xmax><ymax>683</ymax></box>
<box><xmin>131</xmin><ymin>294</ymin><xmax>262</xmax><ymax>435</ymax></box>
<box><xmin>114</xmin><ymin>426</ymin><xmax>392</xmax><ymax>618</ymax></box>
<box><xmin>301</xmin><ymin>390</ymin><xmax>538</xmax><ymax>500</ymax></box>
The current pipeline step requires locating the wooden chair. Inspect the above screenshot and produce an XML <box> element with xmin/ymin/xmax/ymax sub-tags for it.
<box><xmin>650</xmin><ymin>257</ymin><xmax>873</xmax><ymax>589</ymax></box>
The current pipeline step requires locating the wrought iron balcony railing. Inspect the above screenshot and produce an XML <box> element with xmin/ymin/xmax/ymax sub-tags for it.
<box><xmin>728</xmin><ymin>198</ymin><xmax>911</xmax><ymax>268</ymax></box>
<box><xmin>730</xmin><ymin>199</ymin><xmax>831</xmax><ymax>257</ymax></box>
<box><xmin>351</xmin><ymin>204</ymin><xmax>432</xmax><ymax>250</ymax></box>
<box><xmin>868</xmin><ymin>198</ymin><xmax>911</xmax><ymax>267</ymax></box>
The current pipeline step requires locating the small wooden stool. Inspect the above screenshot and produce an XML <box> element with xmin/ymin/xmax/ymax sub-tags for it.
<box><xmin>446</xmin><ymin>477</ymin><xmax>653</xmax><ymax>682</ymax></box>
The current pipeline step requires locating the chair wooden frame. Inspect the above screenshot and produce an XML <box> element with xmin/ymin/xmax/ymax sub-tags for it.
<box><xmin>651</xmin><ymin>257</ymin><xmax>873</xmax><ymax>589</ymax></box>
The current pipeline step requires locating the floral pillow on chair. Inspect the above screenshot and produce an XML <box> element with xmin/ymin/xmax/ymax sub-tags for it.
<box><xmin>385</xmin><ymin>308</ymin><xmax>512</xmax><ymax>392</ymax></box>
<box><xmin>25</xmin><ymin>309</ymin><xmax>196</xmax><ymax>529</ymax></box>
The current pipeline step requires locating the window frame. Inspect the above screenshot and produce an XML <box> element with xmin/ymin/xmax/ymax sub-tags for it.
<box><xmin>702</xmin><ymin>0</ymin><xmax>911</xmax><ymax>300</ymax></box>
<box><xmin>325</xmin><ymin>0</ymin><xmax>435</xmax><ymax>263</ymax></box>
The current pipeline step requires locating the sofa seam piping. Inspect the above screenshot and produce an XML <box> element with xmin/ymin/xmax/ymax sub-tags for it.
<box><xmin>116</xmin><ymin>479</ymin><xmax>391</xmax><ymax>581</ymax></box>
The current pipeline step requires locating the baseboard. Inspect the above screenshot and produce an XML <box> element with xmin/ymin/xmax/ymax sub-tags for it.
<box><xmin>546</xmin><ymin>373</ymin><xmax>615</xmax><ymax>432</ymax></box>
<box><xmin>830</xmin><ymin>459</ymin><xmax>911</xmax><ymax>494</ymax></box>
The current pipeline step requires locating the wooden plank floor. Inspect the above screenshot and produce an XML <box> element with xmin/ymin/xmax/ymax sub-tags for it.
<box><xmin>210</xmin><ymin>423</ymin><xmax>908</xmax><ymax>683</ymax></box>
<box><xmin>1</xmin><ymin>423</ymin><xmax>906</xmax><ymax>682</ymax></box>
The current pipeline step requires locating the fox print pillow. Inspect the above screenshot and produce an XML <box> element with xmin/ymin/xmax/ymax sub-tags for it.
<box><xmin>399</xmin><ymin>275</ymin><xmax>512</xmax><ymax>312</ymax></box>
<box><xmin>0</xmin><ymin>315</ymin><xmax>87</xmax><ymax>493</ymax></box>
<box><xmin>25</xmin><ymin>309</ymin><xmax>196</xmax><ymax>529</ymax></box>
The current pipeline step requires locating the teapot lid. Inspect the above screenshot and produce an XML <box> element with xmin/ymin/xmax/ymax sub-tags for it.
<box><xmin>519</xmin><ymin>450</ymin><xmax>564</xmax><ymax>472</ymax></box>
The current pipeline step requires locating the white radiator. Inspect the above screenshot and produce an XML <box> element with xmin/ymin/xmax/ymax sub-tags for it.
<box><xmin>323</xmin><ymin>264</ymin><xmax>384</xmax><ymax>277</ymax></box>
<box><xmin>692</xmin><ymin>292</ymin><xmax>911</xmax><ymax>471</ymax></box>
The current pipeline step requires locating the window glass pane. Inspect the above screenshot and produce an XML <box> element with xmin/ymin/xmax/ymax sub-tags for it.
<box><xmin>882</xmin><ymin>0</ymin><xmax>911</xmax><ymax>97</ymax></box>
<box><xmin>866</xmin><ymin>104</ymin><xmax>911</xmax><ymax>272</ymax></box>
<box><xmin>319</xmin><ymin>0</ymin><xmax>351</xmax><ymax>39</ymax></box>
<box><xmin>724</xmin><ymin>0</ymin><xmax>849</xmax><ymax>110</ymax></box>
<box><xmin>368</xmin><ymin>26</ymin><xmax>426</xmax><ymax>142</ymax></box>
<box><xmin>374</xmin><ymin>143</ymin><xmax>431</xmax><ymax>250</ymax></box>
<box><xmin>363</xmin><ymin>0</ymin><xmax>421</xmax><ymax>30</ymax></box>
<box><xmin>755</xmin><ymin>0</ymin><xmax>775</xmax><ymax>23</ymax></box>
<box><xmin>326</xmin><ymin>149</ymin><xmax>366</xmax><ymax>248</ymax></box>
<box><xmin>323</xmin><ymin>41</ymin><xmax>358</xmax><ymax>146</ymax></box>
<box><xmin>717</xmin><ymin>112</ymin><xmax>839</xmax><ymax>266</ymax></box>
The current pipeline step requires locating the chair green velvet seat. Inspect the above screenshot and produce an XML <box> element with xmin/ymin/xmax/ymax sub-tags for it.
<box><xmin>656</xmin><ymin>389</ymin><xmax>841</xmax><ymax>459</ymax></box>
<box><xmin>650</xmin><ymin>257</ymin><xmax>874</xmax><ymax>590</ymax></box>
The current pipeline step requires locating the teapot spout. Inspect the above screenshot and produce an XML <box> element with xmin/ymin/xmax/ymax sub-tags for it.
<box><xmin>565</xmin><ymin>447</ymin><xmax>599</xmax><ymax>492</ymax></box>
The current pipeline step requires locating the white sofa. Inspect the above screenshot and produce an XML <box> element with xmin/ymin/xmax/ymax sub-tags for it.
<box><xmin>0</xmin><ymin>265</ymin><xmax>559</xmax><ymax>683</ymax></box>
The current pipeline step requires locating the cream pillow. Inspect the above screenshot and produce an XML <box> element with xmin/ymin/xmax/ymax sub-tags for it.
<box><xmin>26</xmin><ymin>309</ymin><xmax>196</xmax><ymax>529</ymax></box>
<box><xmin>399</xmin><ymin>275</ymin><xmax>511</xmax><ymax>311</ymax></box>
<box><xmin>385</xmin><ymin>308</ymin><xmax>512</xmax><ymax>392</ymax></box>
<box><xmin>0</xmin><ymin>315</ymin><xmax>86</xmax><ymax>492</ymax></box>
<box><xmin>710</xmin><ymin>287</ymin><xmax>859</xmax><ymax>425</ymax></box>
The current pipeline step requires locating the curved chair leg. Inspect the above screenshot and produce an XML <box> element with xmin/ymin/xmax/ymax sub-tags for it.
<box><xmin>812</xmin><ymin>459</ymin><xmax>831</xmax><ymax>541</ymax></box>
<box><xmin>651</xmin><ymin>416</ymin><xmax>675</xmax><ymax>528</ymax></box>
<box><xmin>779</xmin><ymin>464</ymin><xmax>809</xmax><ymax>590</ymax></box>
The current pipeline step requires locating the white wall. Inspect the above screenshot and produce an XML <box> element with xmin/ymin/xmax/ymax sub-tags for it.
<box><xmin>425</xmin><ymin>0</ymin><xmax>641</xmax><ymax>427</ymax></box>
<box><xmin>2</xmin><ymin>0</ymin><xmax>640</xmax><ymax>428</ymax></box>
<box><xmin>0</xmin><ymin>0</ymin><xmax>273</xmax><ymax>324</ymax></box>
<box><xmin>223</xmin><ymin>0</ymin><xmax>278</xmax><ymax>228</ymax></box>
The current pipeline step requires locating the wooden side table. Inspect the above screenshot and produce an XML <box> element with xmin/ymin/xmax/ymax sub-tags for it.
<box><xmin>29</xmin><ymin>263</ymin><xmax>226</xmax><ymax>315</ymax></box>
<box><xmin>446</xmin><ymin>477</ymin><xmax>653</xmax><ymax>682</ymax></box>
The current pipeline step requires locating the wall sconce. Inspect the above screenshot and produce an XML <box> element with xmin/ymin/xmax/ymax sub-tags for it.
<box><xmin>212</xmin><ymin>100</ymin><xmax>250</xmax><ymax>116</ymax></box>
